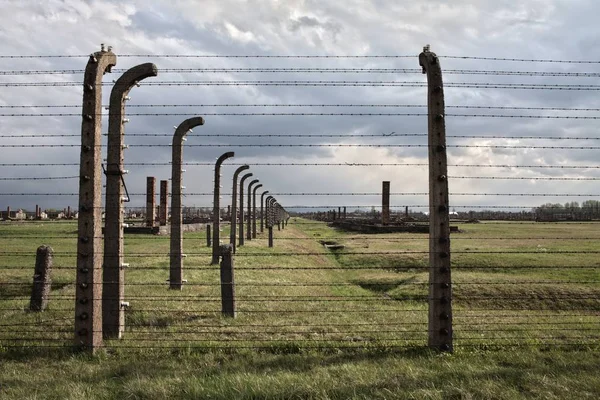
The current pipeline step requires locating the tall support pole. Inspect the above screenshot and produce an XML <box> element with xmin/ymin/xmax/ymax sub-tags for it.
<box><xmin>75</xmin><ymin>47</ymin><xmax>116</xmax><ymax>352</ymax></box>
<box><xmin>169</xmin><ymin>117</ymin><xmax>205</xmax><ymax>290</ymax></box>
<box><xmin>103</xmin><ymin>63</ymin><xmax>157</xmax><ymax>339</ymax></box>
<box><xmin>260</xmin><ymin>190</ymin><xmax>269</xmax><ymax>233</ymax></box>
<box><xmin>238</xmin><ymin>173</ymin><xmax>253</xmax><ymax>247</ymax></box>
<box><xmin>211</xmin><ymin>152</ymin><xmax>235</xmax><ymax>265</ymax></box>
<box><xmin>230</xmin><ymin>165</ymin><xmax>249</xmax><ymax>254</ymax></box>
<box><xmin>382</xmin><ymin>181</ymin><xmax>390</xmax><ymax>225</ymax></box>
<box><xmin>145</xmin><ymin>177</ymin><xmax>156</xmax><ymax>227</ymax></box>
<box><xmin>247</xmin><ymin>179</ymin><xmax>259</xmax><ymax>241</ymax></box>
<box><xmin>252</xmin><ymin>184</ymin><xmax>262</xmax><ymax>239</ymax></box>
<box><xmin>420</xmin><ymin>46</ymin><xmax>453</xmax><ymax>352</ymax></box>
<box><xmin>159</xmin><ymin>180</ymin><xmax>168</xmax><ymax>226</ymax></box>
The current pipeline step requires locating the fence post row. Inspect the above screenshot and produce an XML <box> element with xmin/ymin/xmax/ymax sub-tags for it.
<box><xmin>252</xmin><ymin>184</ymin><xmax>263</xmax><ymax>239</ymax></box>
<box><xmin>260</xmin><ymin>190</ymin><xmax>269</xmax><ymax>233</ymax></box>
<box><xmin>212</xmin><ymin>152</ymin><xmax>235</xmax><ymax>265</ymax></box>
<box><xmin>230</xmin><ymin>165</ymin><xmax>250</xmax><ymax>253</ymax></box>
<box><xmin>169</xmin><ymin>117</ymin><xmax>205</xmax><ymax>290</ymax></box>
<box><xmin>75</xmin><ymin>47</ymin><xmax>116</xmax><ymax>352</ymax></box>
<box><xmin>247</xmin><ymin>179</ymin><xmax>259</xmax><ymax>241</ymax></box>
<box><xmin>420</xmin><ymin>46</ymin><xmax>453</xmax><ymax>352</ymax></box>
<box><xmin>238</xmin><ymin>173</ymin><xmax>253</xmax><ymax>247</ymax></box>
<box><xmin>103</xmin><ymin>63</ymin><xmax>157</xmax><ymax>339</ymax></box>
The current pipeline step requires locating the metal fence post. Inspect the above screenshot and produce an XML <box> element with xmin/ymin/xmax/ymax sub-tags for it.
<box><xmin>212</xmin><ymin>152</ymin><xmax>235</xmax><ymax>265</ymax></box>
<box><xmin>252</xmin><ymin>184</ymin><xmax>262</xmax><ymax>238</ymax></box>
<box><xmin>75</xmin><ymin>46</ymin><xmax>116</xmax><ymax>352</ymax></box>
<box><xmin>247</xmin><ymin>179</ymin><xmax>259</xmax><ymax>241</ymax></box>
<box><xmin>230</xmin><ymin>165</ymin><xmax>249</xmax><ymax>254</ymax></box>
<box><xmin>260</xmin><ymin>190</ymin><xmax>269</xmax><ymax>233</ymax></box>
<box><xmin>103</xmin><ymin>62</ymin><xmax>157</xmax><ymax>339</ymax></box>
<box><xmin>169</xmin><ymin>117</ymin><xmax>205</xmax><ymax>290</ymax></box>
<box><xmin>238</xmin><ymin>173</ymin><xmax>253</xmax><ymax>247</ymax></box>
<box><xmin>30</xmin><ymin>245</ymin><xmax>53</xmax><ymax>311</ymax></box>
<box><xmin>219</xmin><ymin>244</ymin><xmax>236</xmax><ymax>317</ymax></box>
<box><xmin>420</xmin><ymin>46</ymin><xmax>453</xmax><ymax>352</ymax></box>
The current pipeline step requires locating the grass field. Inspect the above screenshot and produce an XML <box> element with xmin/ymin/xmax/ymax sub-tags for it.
<box><xmin>0</xmin><ymin>218</ymin><xmax>599</xmax><ymax>399</ymax></box>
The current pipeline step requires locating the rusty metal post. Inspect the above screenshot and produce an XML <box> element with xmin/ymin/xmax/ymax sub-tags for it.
<box><xmin>230</xmin><ymin>165</ymin><xmax>249</xmax><ymax>254</ymax></box>
<box><xmin>103</xmin><ymin>62</ymin><xmax>157</xmax><ymax>339</ymax></box>
<box><xmin>159</xmin><ymin>180</ymin><xmax>168</xmax><ymax>226</ymax></box>
<box><xmin>252</xmin><ymin>184</ymin><xmax>262</xmax><ymax>238</ymax></box>
<box><xmin>219</xmin><ymin>244</ymin><xmax>236</xmax><ymax>317</ymax></box>
<box><xmin>169</xmin><ymin>117</ymin><xmax>205</xmax><ymax>290</ymax></box>
<box><xmin>260</xmin><ymin>190</ymin><xmax>269</xmax><ymax>233</ymax></box>
<box><xmin>206</xmin><ymin>224</ymin><xmax>211</xmax><ymax>247</ymax></box>
<box><xmin>75</xmin><ymin>47</ymin><xmax>116</xmax><ymax>352</ymax></box>
<box><xmin>238</xmin><ymin>173</ymin><xmax>253</xmax><ymax>247</ymax></box>
<box><xmin>420</xmin><ymin>46</ymin><xmax>453</xmax><ymax>352</ymax></box>
<box><xmin>146</xmin><ymin>177</ymin><xmax>156</xmax><ymax>227</ymax></box>
<box><xmin>30</xmin><ymin>245</ymin><xmax>53</xmax><ymax>311</ymax></box>
<box><xmin>247</xmin><ymin>179</ymin><xmax>259</xmax><ymax>241</ymax></box>
<box><xmin>382</xmin><ymin>181</ymin><xmax>390</xmax><ymax>225</ymax></box>
<box><xmin>212</xmin><ymin>152</ymin><xmax>235</xmax><ymax>265</ymax></box>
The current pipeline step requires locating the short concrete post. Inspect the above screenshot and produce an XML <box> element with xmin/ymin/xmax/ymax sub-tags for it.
<box><xmin>75</xmin><ymin>47</ymin><xmax>116</xmax><ymax>352</ymax></box>
<box><xmin>159</xmin><ymin>180</ymin><xmax>168</xmax><ymax>226</ymax></box>
<box><xmin>238</xmin><ymin>173</ymin><xmax>253</xmax><ymax>247</ymax></box>
<box><xmin>230</xmin><ymin>165</ymin><xmax>249</xmax><ymax>254</ymax></box>
<box><xmin>219</xmin><ymin>244</ymin><xmax>236</xmax><ymax>318</ymax></box>
<box><xmin>146</xmin><ymin>177</ymin><xmax>156</xmax><ymax>227</ymax></box>
<box><xmin>252</xmin><ymin>184</ymin><xmax>262</xmax><ymax>239</ymax></box>
<box><xmin>170</xmin><ymin>117</ymin><xmax>205</xmax><ymax>290</ymax></box>
<box><xmin>247</xmin><ymin>179</ymin><xmax>259</xmax><ymax>241</ymax></box>
<box><xmin>212</xmin><ymin>152</ymin><xmax>235</xmax><ymax>265</ymax></box>
<box><xmin>420</xmin><ymin>46</ymin><xmax>453</xmax><ymax>352</ymax></box>
<box><xmin>206</xmin><ymin>224</ymin><xmax>211</xmax><ymax>247</ymax></box>
<box><xmin>260</xmin><ymin>190</ymin><xmax>269</xmax><ymax>233</ymax></box>
<box><xmin>30</xmin><ymin>245</ymin><xmax>53</xmax><ymax>311</ymax></box>
<box><xmin>382</xmin><ymin>181</ymin><xmax>390</xmax><ymax>225</ymax></box>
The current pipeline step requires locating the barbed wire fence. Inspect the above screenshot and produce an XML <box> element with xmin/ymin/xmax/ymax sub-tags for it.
<box><xmin>0</xmin><ymin>46</ymin><xmax>599</xmax><ymax>353</ymax></box>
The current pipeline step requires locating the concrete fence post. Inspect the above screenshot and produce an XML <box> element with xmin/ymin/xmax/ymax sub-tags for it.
<box><xmin>420</xmin><ymin>45</ymin><xmax>453</xmax><ymax>352</ymax></box>
<box><xmin>219</xmin><ymin>244</ymin><xmax>236</xmax><ymax>317</ymax></box>
<box><xmin>159</xmin><ymin>180</ymin><xmax>169</xmax><ymax>225</ymax></box>
<box><xmin>75</xmin><ymin>46</ymin><xmax>116</xmax><ymax>352</ymax></box>
<box><xmin>145</xmin><ymin>177</ymin><xmax>156</xmax><ymax>227</ymax></box>
<box><xmin>252</xmin><ymin>184</ymin><xmax>262</xmax><ymax>238</ymax></box>
<box><xmin>206</xmin><ymin>224</ymin><xmax>211</xmax><ymax>247</ymax></box>
<box><xmin>169</xmin><ymin>117</ymin><xmax>205</xmax><ymax>290</ymax></box>
<box><xmin>238</xmin><ymin>173</ymin><xmax>253</xmax><ymax>247</ymax></box>
<box><xmin>30</xmin><ymin>245</ymin><xmax>53</xmax><ymax>311</ymax></box>
<box><xmin>247</xmin><ymin>179</ymin><xmax>259</xmax><ymax>241</ymax></box>
<box><xmin>103</xmin><ymin>62</ymin><xmax>157</xmax><ymax>339</ymax></box>
<box><xmin>382</xmin><ymin>181</ymin><xmax>390</xmax><ymax>225</ymax></box>
<box><xmin>260</xmin><ymin>190</ymin><xmax>269</xmax><ymax>233</ymax></box>
<box><xmin>212</xmin><ymin>152</ymin><xmax>235</xmax><ymax>265</ymax></box>
<box><xmin>230</xmin><ymin>165</ymin><xmax>249</xmax><ymax>254</ymax></box>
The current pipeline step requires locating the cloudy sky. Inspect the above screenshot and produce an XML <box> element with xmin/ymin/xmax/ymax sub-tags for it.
<box><xmin>1</xmin><ymin>0</ymin><xmax>599</xmax><ymax>214</ymax></box>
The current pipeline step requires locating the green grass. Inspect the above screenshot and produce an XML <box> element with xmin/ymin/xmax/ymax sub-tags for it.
<box><xmin>0</xmin><ymin>218</ymin><xmax>599</xmax><ymax>398</ymax></box>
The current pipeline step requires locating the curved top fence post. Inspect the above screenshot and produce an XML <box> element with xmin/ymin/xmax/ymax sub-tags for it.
<box><xmin>103</xmin><ymin>63</ymin><xmax>157</xmax><ymax>339</ymax></box>
<box><xmin>212</xmin><ymin>152</ymin><xmax>235</xmax><ymax>264</ymax></box>
<box><xmin>169</xmin><ymin>117</ymin><xmax>205</xmax><ymax>290</ymax></box>
<box><xmin>230</xmin><ymin>165</ymin><xmax>249</xmax><ymax>253</ymax></box>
